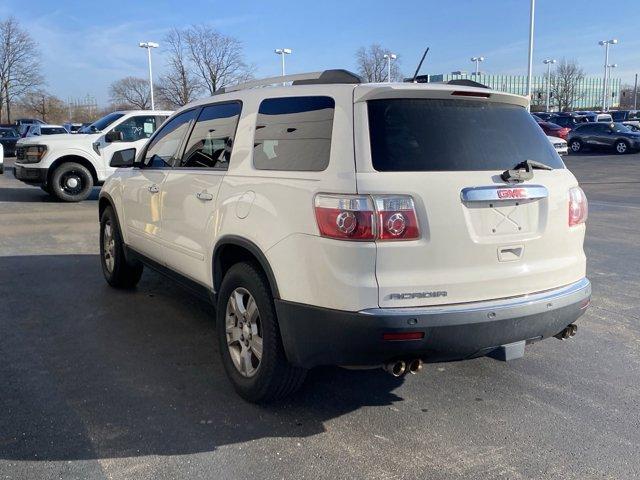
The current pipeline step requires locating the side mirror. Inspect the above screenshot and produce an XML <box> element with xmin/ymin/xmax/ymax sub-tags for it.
<box><xmin>109</xmin><ymin>148</ymin><xmax>137</xmax><ymax>168</ymax></box>
<box><xmin>105</xmin><ymin>130</ymin><xmax>124</xmax><ymax>143</ymax></box>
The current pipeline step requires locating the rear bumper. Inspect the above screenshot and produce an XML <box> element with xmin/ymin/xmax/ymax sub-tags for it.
<box><xmin>275</xmin><ymin>278</ymin><xmax>591</xmax><ymax>368</ymax></box>
<box><xmin>13</xmin><ymin>164</ymin><xmax>47</xmax><ymax>185</ymax></box>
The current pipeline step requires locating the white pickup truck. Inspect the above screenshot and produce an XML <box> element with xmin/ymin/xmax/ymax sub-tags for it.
<box><xmin>14</xmin><ymin>110</ymin><xmax>172</xmax><ymax>201</ymax></box>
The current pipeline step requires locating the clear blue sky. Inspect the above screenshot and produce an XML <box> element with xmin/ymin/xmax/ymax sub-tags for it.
<box><xmin>1</xmin><ymin>0</ymin><xmax>638</xmax><ymax>105</ymax></box>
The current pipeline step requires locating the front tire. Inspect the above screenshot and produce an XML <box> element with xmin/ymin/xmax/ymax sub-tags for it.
<box><xmin>569</xmin><ymin>139</ymin><xmax>583</xmax><ymax>153</ymax></box>
<box><xmin>217</xmin><ymin>262</ymin><xmax>306</xmax><ymax>403</ymax></box>
<box><xmin>51</xmin><ymin>162</ymin><xmax>94</xmax><ymax>202</ymax></box>
<box><xmin>615</xmin><ymin>140</ymin><xmax>630</xmax><ymax>155</ymax></box>
<box><xmin>100</xmin><ymin>206</ymin><xmax>143</xmax><ymax>289</ymax></box>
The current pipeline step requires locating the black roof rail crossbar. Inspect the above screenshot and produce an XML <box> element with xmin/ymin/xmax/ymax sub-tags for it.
<box><xmin>214</xmin><ymin>69</ymin><xmax>362</xmax><ymax>95</ymax></box>
<box><xmin>292</xmin><ymin>69</ymin><xmax>362</xmax><ymax>85</ymax></box>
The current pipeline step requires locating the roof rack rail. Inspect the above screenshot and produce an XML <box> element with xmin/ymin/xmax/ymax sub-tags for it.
<box><xmin>215</xmin><ymin>69</ymin><xmax>362</xmax><ymax>95</ymax></box>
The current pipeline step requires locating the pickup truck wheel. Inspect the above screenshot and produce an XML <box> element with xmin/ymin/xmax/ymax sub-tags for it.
<box><xmin>100</xmin><ymin>206</ymin><xmax>143</xmax><ymax>288</ymax></box>
<box><xmin>217</xmin><ymin>262</ymin><xmax>306</xmax><ymax>403</ymax></box>
<box><xmin>51</xmin><ymin>162</ymin><xmax>93</xmax><ymax>202</ymax></box>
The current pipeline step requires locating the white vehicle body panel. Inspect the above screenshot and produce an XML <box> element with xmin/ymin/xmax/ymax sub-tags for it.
<box><xmin>102</xmin><ymin>82</ymin><xmax>586</xmax><ymax>314</ymax></box>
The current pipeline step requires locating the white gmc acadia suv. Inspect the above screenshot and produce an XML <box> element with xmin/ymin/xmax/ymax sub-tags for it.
<box><xmin>98</xmin><ymin>70</ymin><xmax>591</xmax><ymax>403</ymax></box>
<box><xmin>13</xmin><ymin>110</ymin><xmax>172</xmax><ymax>201</ymax></box>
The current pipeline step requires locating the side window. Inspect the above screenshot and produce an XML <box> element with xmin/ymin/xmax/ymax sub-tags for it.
<box><xmin>179</xmin><ymin>102</ymin><xmax>242</xmax><ymax>169</ymax></box>
<box><xmin>253</xmin><ymin>96</ymin><xmax>335</xmax><ymax>171</ymax></box>
<box><xmin>143</xmin><ymin>109</ymin><xmax>198</xmax><ymax>168</ymax></box>
<box><xmin>113</xmin><ymin>116</ymin><xmax>158</xmax><ymax>142</ymax></box>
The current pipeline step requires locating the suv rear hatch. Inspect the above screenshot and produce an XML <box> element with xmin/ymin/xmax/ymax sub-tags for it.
<box><xmin>353</xmin><ymin>84</ymin><xmax>587</xmax><ymax>308</ymax></box>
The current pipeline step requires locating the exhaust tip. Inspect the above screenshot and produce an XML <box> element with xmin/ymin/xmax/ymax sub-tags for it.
<box><xmin>384</xmin><ymin>360</ymin><xmax>407</xmax><ymax>377</ymax></box>
<box><xmin>407</xmin><ymin>358</ymin><xmax>423</xmax><ymax>374</ymax></box>
<box><xmin>554</xmin><ymin>323</ymin><xmax>578</xmax><ymax>340</ymax></box>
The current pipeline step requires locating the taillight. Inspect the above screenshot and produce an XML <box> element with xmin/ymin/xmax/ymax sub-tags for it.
<box><xmin>314</xmin><ymin>194</ymin><xmax>376</xmax><ymax>240</ymax></box>
<box><xmin>374</xmin><ymin>195</ymin><xmax>420</xmax><ymax>240</ymax></box>
<box><xmin>314</xmin><ymin>194</ymin><xmax>420</xmax><ymax>241</ymax></box>
<box><xmin>569</xmin><ymin>186</ymin><xmax>588</xmax><ymax>226</ymax></box>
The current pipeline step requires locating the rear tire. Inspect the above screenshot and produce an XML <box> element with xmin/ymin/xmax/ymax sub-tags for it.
<box><xmin>51</xmin><ymin>162</ymin><xmax>94</xmax><ymax>202</ymax></box>
<box><xmin>100</xmin><ymin>206</ymin><xmax>143</xmax><ymax>289</ymax></box>
<box><xmin>217</xmin><ymin>262</ymin><xmax>306</xmax><ymax>403</ymax></box>
<box><xmin>614</xmin><ymin>140</ymin><xmax>630</xmax><ymax>155</ymax></box>
<box><xmin>569</xmin><ymin>139</ymin><xmax>583</xmax><ymax>153</ymax></box>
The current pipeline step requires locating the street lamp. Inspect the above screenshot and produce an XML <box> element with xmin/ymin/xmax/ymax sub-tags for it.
<box><xmin>383</xmin><ymin>53</ymin><xmax>397</xmax><ymax>83</ymax></box>
<box><xmin>599</xmin><ymin>39</ymin><xmax>618</xmax><ymax>111</ymax></box>
<box><xmin>139</xmin><ymin>41</ymin><xmax>159</xmax><ymax>110</ymax></box>
<box><xmin>470</xmin><ymin>56</ymin><xmax>485</xmax><ymax>77</ymax></box>
<box><xmin>606</xmin><ymin>63</ymin><xmax>618</xmax><ymax>111</ymax></box>
<box><xmin>526</xmin><ymin>0</ymin><xmax>535</xmax><ymax>108</ymax></box>
<box><xmin>543</xmin><ymin>59</ymin><xmax>556</xmax><ymax>112</ymax></box>
<box><xmin>274</xmin><ymin>48</ymin><xmax>292</xmax><ymax>77</ymax></box>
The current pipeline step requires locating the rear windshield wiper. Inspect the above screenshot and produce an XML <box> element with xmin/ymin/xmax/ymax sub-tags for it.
<box><xmin>501</xmin><ymin>160</ymin><xmax>553</xmax><ymax>183</ymax></box>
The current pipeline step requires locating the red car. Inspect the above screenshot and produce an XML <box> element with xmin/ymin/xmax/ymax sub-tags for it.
<box><xmin>534</xmin><ymin>118</ymin><xmax>571</xmax><ymax>140</ymax></box>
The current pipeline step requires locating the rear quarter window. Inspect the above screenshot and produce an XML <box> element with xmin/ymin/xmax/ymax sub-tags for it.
<box><xmin>253</xmin><ymin>96</ymin><xmax>335</xmax><ymax>171</ymax></box>
<box><xmin>368</xmin><ymin>98</ymin><xmax>564</xmax><ymax>171</ymax></box>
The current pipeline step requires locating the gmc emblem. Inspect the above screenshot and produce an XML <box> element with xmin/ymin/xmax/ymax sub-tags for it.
<box><xmin>497</xmin><ymin>188</ymin><xmax>527</xmax><ymax>199</ymax></box>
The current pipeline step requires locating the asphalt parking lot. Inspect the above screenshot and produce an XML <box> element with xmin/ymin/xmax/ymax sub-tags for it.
<box><xmin>1</xmin><ymin>154</ymin><xmax>639</xmax><ymax>480</ymax></box>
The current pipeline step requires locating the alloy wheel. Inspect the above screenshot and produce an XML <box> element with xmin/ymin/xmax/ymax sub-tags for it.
<box><xmin>103</xmin><ymin>221</ymin><xmax>115</xmax><ymax>273</ymax></box>
<box><xmin>225</xmin><ymin>287</ymin><xmax>263</xmax><ymax>377</ymax></box>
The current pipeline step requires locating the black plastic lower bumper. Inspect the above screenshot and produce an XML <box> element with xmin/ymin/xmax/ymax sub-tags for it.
<box><xmin>13</xmin><ymin>164</ymin><xmax>47</xmax><ymax>185</ymax></box>
<box><xmin>275</xmin><ymin>278</ymin><xmax>591</xmax><ymax>368</ymax></box>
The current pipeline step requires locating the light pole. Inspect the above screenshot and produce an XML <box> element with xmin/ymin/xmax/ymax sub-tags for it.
<box><xmin>599</xmin><ymin>39</ymin><xmax>618</xmax><ymax>111</ymax></box>
<box><xmin>606</xmin><ymin>63</ymin><xmax>617</xmax><ymax>111</ymax></box>
<box><xmin>274</xmin><ymin>48</ymin><xmax>292</xmax><ymax>77</ymax></box>
<box><xmin>139</xmin><ymin>41</ymin><xmax>158</xmax><ymax>110</ymax></box>
<box><xmin>543</xmin><ymin>59</ymin><xmax>556</xmax><ymax>112</ymax></box>
<box><xmin>526</xmin><ymin>0</ymin><xmax>535</xmax><ymax>108</ymax></box>
<box><xmin>383</xmin><ymin>53</ymin><xmax>397</xmax><ymax>83</ymax></box>
<box><xmin>470</xmin><ymin>56</ymin><xmax>485</xmax><ymax>77</ymax></box>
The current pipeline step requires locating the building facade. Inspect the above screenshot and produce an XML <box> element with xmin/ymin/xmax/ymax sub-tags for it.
<box><xmin>428</xmin><ymin>73</ymin><xmax>621</xmax><ymax>110</ymax></box>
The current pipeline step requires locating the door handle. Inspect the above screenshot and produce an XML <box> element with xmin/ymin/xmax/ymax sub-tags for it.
<box><xmin>196</xmin><ymin>191</ymin><xmax>214</xmax><ymax>201</ymax></box>
<box><xmin>148</xmin><ymin>184</ymin><xmax>160</xmax><ymax>193</ymax></box>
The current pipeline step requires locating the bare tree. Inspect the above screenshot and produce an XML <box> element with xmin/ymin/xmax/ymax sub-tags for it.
<box><xmin>109</xmin><ymin>76</ymin><xmax>151</xmax><ymax>109</ymax></box>
<box><xmin>355</xmin><ymin>44</ymin><xmax>402</xmax><ymax>83</ymax></box>
<box><xmin>0</xmin><ymin>17</ymin><xmax>43</xmax><ymax>122</ymax></box>
<box><xmin>184</xmin><ymin>24</ymin><xmax>253</xmax><ymax>94</ymax></box>
<box><xmin>156</xmin><ymin>28</ymin><xmax>203</xmax><ymax>108</ymax></box>
<box><xmin>19</xmin><ymin>89</ymin><xmax>66</xmax><ymax>123</ymax></box>
<box><xmin>550</xmin><ymin>59</ymin><xmax>585</xmax><ymax>112</ymax></box>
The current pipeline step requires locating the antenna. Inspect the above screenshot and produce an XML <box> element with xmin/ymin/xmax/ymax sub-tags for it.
<box><xmin>411</xmin><ymin>47</ymin><xmax>430</xmax><ymax>83</ymax></box>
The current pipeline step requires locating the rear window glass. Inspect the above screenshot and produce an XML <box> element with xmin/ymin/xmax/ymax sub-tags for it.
<box><xmin>368</xmin><ymin>98</ymin><xmax>564</xmax><ymax>171</ymax></box>
<box><xmin>253</xmin><ymin>96</ymin><xmax>334</xmax><ymax>171</ymax></box>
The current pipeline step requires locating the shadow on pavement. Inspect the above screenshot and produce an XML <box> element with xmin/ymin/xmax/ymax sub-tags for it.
<box><xmin>0</xmin><ymin>254</ymin><xmax>404</xmax><ymax>461</ymax></box>
<box><xmin>0</xmin><ymin>186</ymin><xmax>99</xmax><ymax>202</ymax></box>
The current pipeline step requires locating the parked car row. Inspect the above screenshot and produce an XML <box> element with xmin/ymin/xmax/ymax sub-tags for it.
<box><xmin>531</xmin><ymin>109</ymin><xmax>640</xmax><ymax>154</ymax></box>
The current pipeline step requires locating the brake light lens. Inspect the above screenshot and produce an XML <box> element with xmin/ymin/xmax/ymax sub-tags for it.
<box><xmin>374</xmin><ymin>195</ymin><xmax>420</xmax><ymax>240</ymax></box>
<box><xmin>314</xmin><ymin>194</ymin><xmax>419</xmax><ymax>241</ymax></box>
<box><xmin>569</xmin><ymin>186</ymin><xmax>588</xmax><ymax>226</ymax></box>
<box><xmin>314</xmin><ymin>194</ymin><xmax>376</xmax><ymax>240</ymax></box>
